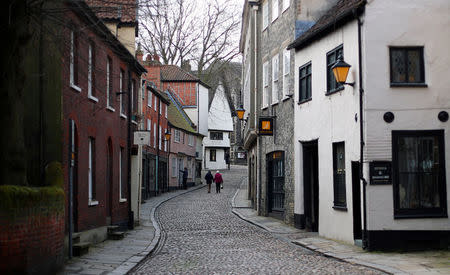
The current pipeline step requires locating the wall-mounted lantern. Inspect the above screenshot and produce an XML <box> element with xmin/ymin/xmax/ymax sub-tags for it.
<box><xmin>331</xmin><ymin>54</ymin><xmax>355</xmax><ymax>86</ymax></box>
<box><xmin>164</xmin><ymin>129</ymin><xmax>171</xmax><ymax>141</ymax></box>
<box><xmin>236</xmin><ymin>105</ymin><xmax>246</xmax><ymax>120</ymax></box>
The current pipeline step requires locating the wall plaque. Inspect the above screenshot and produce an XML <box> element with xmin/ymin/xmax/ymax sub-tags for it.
<box><xmin>370</xmin><ymin>161</ymin><xmax>392</xmax><ymax>185</ymax></box>
<box><xmin>258</xmin><ymin>117</ymin><xmax>274</xmax><ymax>136</ymax></box>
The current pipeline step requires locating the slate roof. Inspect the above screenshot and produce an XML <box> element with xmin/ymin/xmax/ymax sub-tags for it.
<box><xmin>85</xmin><ymin>0</ymin><xmax>136</xmax><ymax>23</ymax></box>
<box><xmin>288</xmin><ymin>0</ymin><xmax>366</xmax><ymax>50</ymax></box>
<box><xmin>161</xmin><ymin>65</ymin><xmax>199</xmax><ymax>82</ymax></box>
<box><xmin>165</xmin><ymin>91</ymin><xmax>198</xmax><ymax>135</ymax></box>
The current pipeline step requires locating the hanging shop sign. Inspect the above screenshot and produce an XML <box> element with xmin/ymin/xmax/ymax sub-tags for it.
<box><xmin>258</xmin><ymin>116</ymin><xmax>274</xmax><ymax>136</ymax></box>
<box><xmin>370</xmin><ymin>161</ymin><xmax>392</xmax><ymax>185</ymax></box>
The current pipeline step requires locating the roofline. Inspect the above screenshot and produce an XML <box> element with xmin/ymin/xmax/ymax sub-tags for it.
<box><xmin>287</xmin><ymin>1</ymin><xmax>366</xmax><ymax>51</ymax></box>
<box><xmin>147</xmin><ymin>85</ymin><xmax>170</xmax><ymax>104</ymax></box>
<box><xmin>68</xmin><ymin>0</ymin><xmax>146</xmax><ymax>74</ymax></box>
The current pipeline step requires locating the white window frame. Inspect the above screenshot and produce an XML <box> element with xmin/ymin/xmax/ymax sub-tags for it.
<box><xmin>70</xmin><ymin>30</ymin><xmax>81</xmax><ymax>92</ymax></box>
<box><xmin>272</xmin><ymin>54</ymin><xmax>279</xmax><ymax>104</ymax></box>
<box><xmin>153</xmin><ymin>123</ymin><xmax>157</xmax><ymax>148</ymax></box>
<box><xmin>272</xmin><ymin>0</ymin><xmax>279</xmax><ymax>22</ymax></box>
<box><xmin>188</xmin><ymin>134</ymin><xmax>194</xmax><ymax>146</ymax></box>
<box><xmin>262</xmin><ymin>1</ymin><xmax>268</xmax><ymax>30</ymax></box>
<box><xmin>159</xmin><ymin>100</ymin><xmax>162</xmax><ymax>115</ymax></box>
<box><xmin>262</xmin><ymin>61</ymin><xmax>269</xmax><ymax>108</ymax></box>
<box><xmin>159</xmin><ymin>125</ymin><xmax>162</xmax><ymax>150</ymax></box>
<box><xmin>154</xmin><ymin>96</ymin><xmax>157</xmax><ymax>111</ymax></box>
<box><xmin>88</xmin><ymin>138</ymin><xmax>98</xmax><ymax>206</ymax></box>
<box><xmin>174</xmin><ymin>129</ymin><xmax>181</xmax><ymax>143</ymax></box>
<box><xmin>282</xmin><ymin>0</ymin><xmax>290</xmax><ymax>12</ymax></box>
<box><xmin>164</xmin><ymin>129</ymin><xmax>167</xmax><ymax>151</ymax></box>
<box><xmin>283</xmin><ymin>49</ymin><xmax>290</xmax><ymax>98</ymax></box>
<box><xmin>165</xmin><ymin>104</ymin><xmax>168</xmax><ymax>118</ymax></box>
<box><xmin>119</xmin><ymin>70</ymin><xmax>126</xmax><ymax>118</ymax></box>
<box><xmin>131</xmin><ymin>81</ymin><xmax>135</xmax><ymax>120</ymax></box>
<box><xmin>87</xmin><ymin>43</ymin><xmax>97</xmax><ymax>101</ymax></box>
<box><xmin>106</xmin><ymin>57</ymin><xmax>114</xmax><ymax>110</ymax></box>
<box><xmin>148</xmin><ymin>90</ymin><xmax>152</xmax><ymax>107</ymax></box>
<box><xmin>119</xmin><ymin>147</ymin><xmax>126</xmax><ymax>202</ymax></box>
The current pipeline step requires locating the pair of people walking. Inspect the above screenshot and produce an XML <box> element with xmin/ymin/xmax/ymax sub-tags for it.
<box><xmin>204</xmin><ymin>170</ymin><xmax>223</xmax><ymax>193</ymax></box>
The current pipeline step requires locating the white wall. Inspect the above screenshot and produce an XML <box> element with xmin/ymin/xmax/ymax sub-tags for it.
<box><xmin>363</xmin><ymin>0</ymin><xmax>450</xmax><ymax>231</ymax></box>
<box><xmin>198</xmin><ymin>83</ymin><xmax>210</xmax><ymax>136</ymax></box>
<box><xmin>294</xmin><ymin>21</ymin><xmax>360</xmax><ymax>243</ymax></box>
<box><xmin>205</xmin><ymin>148</ymin><xmax>227</xmax><ymax>170</ymax></box>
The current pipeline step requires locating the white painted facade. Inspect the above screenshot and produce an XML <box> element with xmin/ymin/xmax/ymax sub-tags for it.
<box><xmin>294</xmin><ymin>21</ymin><xmax>360</xmax><ymax>243</ymax></box>
<box><xmin>293</xmin><ymin>0</ymin><xmax>450</xmax><ymax>247</ymax></box>
<box><xmin>203</xmin><ymin>82</ymin><xmax>233</xmax><ymax>170</ymax></box>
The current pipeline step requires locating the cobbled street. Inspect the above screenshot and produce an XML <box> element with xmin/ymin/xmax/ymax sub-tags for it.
<box><xmin>131</xmin><ymin>166</ymin><xmax>384</xmax><ymax>275</ymax></box>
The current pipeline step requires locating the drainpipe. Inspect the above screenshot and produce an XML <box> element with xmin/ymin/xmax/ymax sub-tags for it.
<box><xmin>156</xmin><ymin>95</ymin><xmax>161</xmax><ymax>194</ymax></box>
<box><xmin>127</xmin><ymin>70</ymin><xmax>133</xmax><ymax>229</ymax></box>
<box><xmin>356</xmin><ymin>12</ymin><xmax>368</xmax><ymax>249</ymax></box>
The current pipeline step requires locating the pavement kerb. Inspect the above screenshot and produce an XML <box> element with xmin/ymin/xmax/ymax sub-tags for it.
<box><xmin>231</xmin><ymin>183</ymin><xmax>405</xmax><ymax>275</ymax></box>
<box><xmin>111</xmin><ymin>184</ymin><xmax>206</xmax><ymax>274</ymax></box>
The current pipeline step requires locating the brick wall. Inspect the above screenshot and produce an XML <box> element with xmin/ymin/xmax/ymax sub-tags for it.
<box><xmin>0</xmin><ymin>191</ymin><xmax>64</xmax><ymax>274</ymax></box>
<box><xmin>62</xmin><ymin>9</ymin><xmax>141</xmax><ymax>232</ymax></box>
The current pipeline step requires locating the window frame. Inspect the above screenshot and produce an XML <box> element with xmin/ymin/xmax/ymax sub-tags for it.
<box><xmin>174</xmin><ymin>129</ymin><xmax>181</xmax><ymax>143</ymax></box>
<box><xmin>70</xmin><ymin>29</ymin><xmax>81</xmax><ymax>91</ymax></box>
<box><xmin>389</xmin><ymin>46</ymin><xmax>426</xmax><ymax>87</ymax></box>
<box><xmin>87</xmin><ymin>40</ymin><xmax>98</xmax><ymax>101</ymax></box>
<box><xmin>262</xmin><ymin>1</ymin><xmax>269</xmax><ymax>30</ymax></box>
<box><xmin>263</xmin><ymin>61</ymin><xmax>269</xmax><ymax>108</ymax></box>
<box><xmin>88</xmin><ymin>137</ymin><xmax>98</xmax><ymax>206</ymax></box>
<box><xmin>392</xmin><ymin>130</ymin><xmax>447</xmax><ymax>218</ymax></box>
<box><xmin>282</xmin><ymin>0</ymin><xmax>290</xmax><ymax>12</ymax></box>
<box><xmin>272</xmin><ymin>54</ymin><xmax>279</xmax><ymax>104</ymax></box>
<box><xmin>153</xmin><ymin>123</ymin><xmax>157</xmax><ymax>148</ymax></box>
<box><xmin>106</xmin><ymin>56</ymin><xmax>114</xmax><ymax>111</ymax></box>
<box><xmin>283</xmin><ymin>49</ymin><xmax>290</xmax><ymax>98</ymax></box>
<box><xmin>119</xmin><ymin>147</ymin><xmax>126</xmax><ymax>202</ymax></box>
<box><xmin>148</xmin><ymin>89</ymin><xmax>152</xmax><ymax>107</ymax></box>
<box><xmin>332</xmin><ymin>142</ymin><xmax>347</xmax><ymax>210</ymax></box>
<box><xmin>298</xmin><ymin>61</ymin><xmax>312</xmax><ymax>103</ymax></box>
<box><xmin>271</xmin><ymin>0</ymin><xmax>279</xmax><ymax>22</ymax></box>
<box><xmin>210</xmin><ymin>131</ymin><xmax>223</xmax><ymax>140</ymax></box>
<box><xmin>119</xmin><ymin>69</ymin><xmax>127</xmax><ymax>118</ymax></box>
<box><xmin>326</xmin><ymin>45</ymin><xmax>344</xmax><ymax>94</ymax></box>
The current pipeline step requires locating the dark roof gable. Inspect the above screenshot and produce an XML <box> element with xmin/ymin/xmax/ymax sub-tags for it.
<box><xmin>288</xmin><ymin>0</ymin><xmax>366</xmax><ymax>51</ymax></box>
<box><xmin>161</xmin><ymin>65</ymin><xmax>199</xmax><ymax>82</ymax></box>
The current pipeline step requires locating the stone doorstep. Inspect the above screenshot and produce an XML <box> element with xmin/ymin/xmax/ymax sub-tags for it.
<box><xmin>108</xmin><ymin>231</ymin><xmax>126</xmax><ymax>240</ymax></box>
<box><xmin>73</xmin><ymin>242</ymin><xmax>91</xmax><ymax>257</ymax></box>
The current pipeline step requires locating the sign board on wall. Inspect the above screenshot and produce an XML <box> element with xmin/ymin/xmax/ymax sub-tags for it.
<box><xmin>258</xmin><ymin>117</ymin><xmax>274</xmax><ymax>136</ymax></box>
<box><xmin>133</xmin><ymin>131</ymin><xmax>150</xmax><ymax>145</ymax></box>
<box><xmin>370</xmin><ymin>161</ymin><xmax>392</xmax><ymax>185</ymax></box>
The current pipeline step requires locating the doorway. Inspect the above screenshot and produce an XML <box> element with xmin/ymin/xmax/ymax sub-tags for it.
<box><xmin>352</xmin><ymin>161</ymin><xmax>362</xmax><ymax>240</ymax></box>
<box><xmin>106</xmin><ymin>138</ymin><xmax>113</xmax><ymax>224</ymax></box>
<box><xmin>302</xmin><ymin>141</ymin><xmax>319</xmax><ymax>232</ymax></box>
<box><xmin>267</xmin><ymin>151</ymin><xmax>285</xmax><ymax>219</ymax></box>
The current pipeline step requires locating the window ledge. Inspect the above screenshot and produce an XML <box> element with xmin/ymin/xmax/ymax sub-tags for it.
<box><xmin>390</xmin><ymin>83</ymin><xmax>428</xmax><ymax>88</ymax></box>
<box><xmin>120</xmin><ymin>113</ymin><xmax>127</xmax><ymax>119</ymax></box>
<box><xmin>282</xmin><ymin>96</ymin><xmax>291</xmax><ymax>102</ymax></box>
<box><xmin>70</xmin><ymin>83</ymin><xmax>82</xmax><ymax>93</ymax></box>
<box><xmin>326</xmin><ymin>86</ymin><xmax>345</xmax><ymax>96</ymax></box>
<box><xmin>132</xmin><ymin>120</ymin><xmax>138</xmax><ymax>125</ymax></box>
<box><xmin>119</xmin><ymin>198</ymin><xmax>127</xmax><ymax>203</ymax></box>
<box><xmin>271</xmin><ymin>101</ymin><xmax>279</xmax><ymax>106</ymax></box>
<box><xmin>298</xmin><ymin>98</ymin><xmax>312</xmax><ymax>105</ymax></box>
<box><xmin>261</xmin><ymin>105</ymin><xmax>269</xmax><ymax>110</ymax></box>
<box><xmin>394</xmin><ymin>213</ymin><xmax>448</xmax><ymax>219</ymax></box>
<box><xmin>332</xmin><ymin>205</ymin><xmax>348</xmax><ymax>211</ymax></box>
<box><xmin>88</xmin><ymin>200</ymin><xmax>99</xmax><ymax>206</ymax></box>
<box><xmin>106</xmin><ymin>106</ymin><xmax>115</xmax><ymax>112</ymax></box>
<box><xmin>88</xmin><ymin>95</ymin><xmax>99</xmax><ymax>103</ymax></box>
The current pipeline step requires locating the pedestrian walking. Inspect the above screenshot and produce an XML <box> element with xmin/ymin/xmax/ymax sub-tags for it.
<box><xmin>225</xmin><ymin>153</ymin><xmax>230</xmax><ymax>170</ymax></box>
<box><xmin>180</xmin><ymin>167</ymin><xmax>188</xmax><ymax>190</ymax></box>
<box><xmin>204</xmin><ymin>170</ymin><xmax>213</xmax><ymax>193</ymax></box>
<box><xmin>214</xmin><ymin>170</ymin><xmax>223</xmax><ymax>193</ymax></box>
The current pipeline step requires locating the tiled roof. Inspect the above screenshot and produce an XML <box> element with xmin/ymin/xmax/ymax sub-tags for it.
<box><xmin>166</xmin><ymin>92</ymin><xmax>197</xmax><ymax>134</ymax></box>
<box><xmin>160</xmin><ymin>65</ymin><xmax>199</xmax><ymax>82</ymax></box>
<box><xmin>288</xmin><ymin>0</ymin><xmax>366</xmax><ymax>50</ymax></box>
<box><xmin>85</xmin><ymin>0</ymin><xmax>136</xmax><ymax>23</ymax></box>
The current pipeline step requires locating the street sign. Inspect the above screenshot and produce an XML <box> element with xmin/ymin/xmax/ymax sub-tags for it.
<box><xmin>133</xmin><ymin>131</ymin><xmax>150</xmax><ymax>145</ymax></box>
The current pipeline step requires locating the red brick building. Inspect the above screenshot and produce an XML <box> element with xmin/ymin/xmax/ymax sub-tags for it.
<box><xmin>62</xmin><ymin>1</ymin><xmax>145</xmax><ymax>241</ymax></box>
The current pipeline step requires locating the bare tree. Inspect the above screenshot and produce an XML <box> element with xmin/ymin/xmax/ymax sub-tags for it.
<box><xmin>139</xmin><ymin>0</ymin><xmax>241</xmax><ymax>76</ymax></box>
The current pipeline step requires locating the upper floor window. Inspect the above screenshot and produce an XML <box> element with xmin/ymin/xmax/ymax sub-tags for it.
<box><xmin>88</xmin><ymin>41</ymin><xmax>97</xmax><ymax>100</ymax></box>
<box><xmin>210</xmin><ymin>131</ymin><xmax>223</xmax><ymax>140</ymax></box>
<box><xmin>119</xmin><ymin>70</ymin><xmax>126</xmax><ymax>117</ymax></box>
<box><xmin>174</xmin><ymin>129</ymin><xmax>181</xmax><ymax>143</ymax></box>
<box><xmin>106</xmin><ymin>57</ymin><xmax>114</xmax><ymax>109</ymax></box>
<box><xmin>299</xmin><ymin>62</ymin><xmax>312</xmax><ymax>102</ymax></box>
<box><xmin>283</xmin><ymin>49</ymin><xmax>290</xmax><ymax>98</ymax></box>
<box><xmin>262</xmin><ymin>1</ymin><xmax>269</xmax><ymax>30</ymax></box>
<box><xmin>70</xmin><ymin>29</ymin><xmax>80</xmax><ymax>90</ymax></box>
<box><xmin>263</xmin><ymin>61</ymin><xmax>269</xmax><ymax>108</ymax></box>
<box><xmin>165</xmin><ymin>104</ymin><xmax>168</xmax><ymax>118</ymax></box>
<box><xmin>154</xmin><ymin>95</ymin><xmax>157</xmax><ymax>111</ymax></box>
<box><xmin>272</xmin><ymin>54</ymin><xmax>279</xmax><ymax>104</ymax></box>
<box><xmin>326</xmin><ymin>45</ymin><xmax>344</xmax><ymax>94</ymax></box>
<box><xmin>148</xmin><ymin>89</ymin><xmax>152</xmax><ymax>107</ymax></box>
<box><xmin>282</xmin><ymin>0</ymin><xmax>289</xmax><ymax>12</ymax></box>
<box><xmin>332</xmin><ymin>142</ymin><xmax>347</xmax><ymax>210</ymax></box>
<box><xmin>390</xmin><ymin>47</ymin><xmax>425</xmax><ymax>86</ymax></box>
<box><xmin>272</xmin><ymin>0</ymin><xmax>279</xmax><ymax>22</ymax></box>
<box><xmin>188</xmin><ymin>134</ymin><xmax>194</xmax><ymax>146</ymax></box>
<box><xmin>392</xmin><ymin>130</ymin><xmax>447</xmax><ymax>218</ymax></box>
<box><xmin>131</xmin><ymin>80</ymin><xmax>137</xmax><ymax>118</ymax></box>
<box><xmin>153</xmin><ymin>123</ymin><xmax>157</xmax><ymax>148</ymax></box>
<box><xmin>159</xmin><ymin>100</ymin><xmax>162</xmax><ymax>115</ymax></box>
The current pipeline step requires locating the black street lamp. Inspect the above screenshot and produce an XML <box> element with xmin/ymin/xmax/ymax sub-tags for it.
<box><xmin>331</xmin><ymin>54</ymin><xmax>355</xmax><ymax>86</ymax></box>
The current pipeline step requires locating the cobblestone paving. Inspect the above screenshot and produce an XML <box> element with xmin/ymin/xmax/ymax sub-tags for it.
<box><xmin>131</xmin><ymin>167</ymin><xmax>385</xmax><ymax>275</ymax></box>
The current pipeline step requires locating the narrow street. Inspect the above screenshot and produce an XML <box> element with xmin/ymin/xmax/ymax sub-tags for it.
<box><xmin>131</xmin><ymin>166</ymin><xmax>383</xmax><ymax>274</ymax></box>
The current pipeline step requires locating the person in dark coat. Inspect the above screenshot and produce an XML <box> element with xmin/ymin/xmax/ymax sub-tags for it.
<box><xmin>213</xmin><ymin>170</ymin><xmax>223</xmax><ymax>193</ymax></box>
<box><xmin>180</xmin><ymin>167</ymin><xmax>188</xmax><ymax>189</ymax></box>
<box><xmin>204</xmin><ymin>170</ymin><xmax>213</xmax><ymax>193</ymax></box>
<box><xmin>225</xmin><ymin>153</ymin><xmax>230</xmax><ymax>170</ymax></box>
